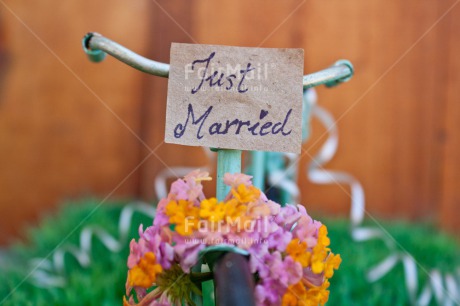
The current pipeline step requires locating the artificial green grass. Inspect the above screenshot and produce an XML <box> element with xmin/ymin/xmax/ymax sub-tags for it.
<box><xmin>324</xmin><ymin>218</ymin><xmax>460</xmax><ymax>306</ymax></box>
<box><xmin>0</xmin><ymin>199</ymin><xmax>153</xmax><ymax>306</ymax></box>
<box><xmin>0</xmin><ymin>200</ymin><xmax>458</xmax><ymax>305</ymax></box>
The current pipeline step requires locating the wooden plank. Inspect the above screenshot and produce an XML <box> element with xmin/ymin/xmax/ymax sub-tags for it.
<box><xmin>297</xmin><ymin>0</ymin><xmax>454</xmax><ymax>224</ymax></box>
<box><xmin>0</xmin><ymin>0</ymin><xmax>150</xmax><ymax>243</ymax></box>
<box><xmin>440</xmin><ymin>3</ymin><xmax>460</xmax><ymax>234</ymax></box>
<box><xmin>1</xmin><ymin>0</ymin><xmax>459</xmax><ymax>244</ymax></box>
<box><xmin>139</xmin><ymin>0</ymin><xmax>206</xmax><ymax>201</ymax></box>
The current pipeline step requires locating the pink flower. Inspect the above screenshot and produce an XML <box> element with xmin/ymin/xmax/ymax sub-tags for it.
<box><xmin>153</xmin><ymin>198</ymin><xmax>170</xmax><ymax>227</ymax></box>
<box><xmin>183</xmin><ymin>169</ymin><xmax>209</xmax><ymax>201</ymax></box>
<box><xmin>169</xmin><ymin>178</ymin><xmax>203</xmax><ymax>203</ymax></box>
<box><xmin>275</xmin><ymin>204</ymin><xmax>301</xmax><ymax>229</ymax></box>
<box><xmin>127</xmin><ymin>238</ymin><xmax>146</xmax><ymax>269</ymax></box>
<box><xmin>184</xmin><ymin>169</ymin><xmax>210</xmax><ymax>182</ymax></box>
<box><xmin>169</xmin><ymin>179</ymin><xmax>189</xmax><ymax>200</ymax></box>
<box><xmin>174</xmin><ymin>239</ymin><xmax>205</xmax><ymax>272</ymax></box>
<box><xmin>249</xmin><ymin>243</ymin><xmax>270</xmax><ymax>277</ymax></box>
<box><xmin>255</xmin><ymin>278</ymin><xmax>285</xmax><ymax>305</ymax></box>
<box><xmin>198</xmin><ymin>229</ymin><xmax>223</xmax><ymax>246</ymax></box>
<box><xmin>253</xmin><ymin>254</ymin><xmax>301</xmax><ymax>304</ymax></box>
<box><xmin>271</xmin><ymin>255</ymin><xmax>303</xmax><ymax>287</ymax></box>
<box><xmin>134</xmin><ymin>225</ymin><xmax>174</xmax><ymax>270</ymax></box>
<box><xmin>223</xmin><ymin>173</ymin><xmax>253</xmax><ymax>188</ymax></box>
<box><xmin>167</xmin><ymin>169</ymin><xmax>209</xmax><ymax>203</ymax></box>
<box><xmin>267</xmin><ymin>226</ymin><xmax>292</xmax><ymax>252</ymax></box>
<box><xmin>266</xmin><ymin>200</ymin><xmax>281</xmax><ymax>215</ymax></box>
<box><xmin>292</xmin><ymin>214</ymin><xmax>322</xmax><ymax>247</ymax></box>
<box><xmin>247</xmin><ymin>200</ymin><xmax>271</xmax><ymax>219</ymax></box>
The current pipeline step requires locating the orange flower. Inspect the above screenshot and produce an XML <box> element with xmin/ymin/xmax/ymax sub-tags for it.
<box><xmin>165</xmin><ymin>199</ymin><xmax>200</xmax><ymax>235</ymax></box>
<box><xmin>311</xmin><ymin>225</ymin><xmax>331</xmax><ymax>274</ymax></box>
<box><xmin>324</xmin><ymin>254</ymin><xmax>342</xmax><ymax>278</ymax></box>
<box><xmin>200</xmin><ymin>197</ymin><xmax>226</xmax><ymax>222</ymax></box>
<box><xmin>286</xmin><ymin>238</ymin><xmax>311</xmax><ymax>268</ymax></box>
<box><xmin>231</xmin><ymin>183</ymin><xmax>260</xmax><ymax>203</ymax></box>
<box><xmin>282</xmin><ymin>281</ymin><xmax>307</xmax><ymax>306</ymax></box>
<box><xmin>283</xmin><ymin>280</ymin><xmax>331</xmax><ymax>306</ymax></box>
<box><xmin>128</xmin><ymin>252</ymin><xmax>163</xmax><ymax>288</ymax></box>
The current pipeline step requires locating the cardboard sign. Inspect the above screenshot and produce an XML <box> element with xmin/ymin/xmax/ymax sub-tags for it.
<box><xmin>165</xmin><ymin>43</ymin><xmax>304</xmax><ymax>153</ymax></box>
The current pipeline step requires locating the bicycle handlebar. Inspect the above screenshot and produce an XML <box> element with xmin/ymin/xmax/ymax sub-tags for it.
<box><xmin>83</xmin><ymin>32</ymin><xmax>353</xmax><ymax>88</ymax></box>
<box><xmin>83</xmin><ymin>33</ymin><xmax>170</xmax><ymax>77</ymax></box>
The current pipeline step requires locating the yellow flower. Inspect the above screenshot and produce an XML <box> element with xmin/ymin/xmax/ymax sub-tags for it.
<box><xmin>311</xmin><ymin>225</ymin><xmax>331</xmax><ymax>274</ymax></box>
<box><xmin>225</xmin><ymin>199</ymin><xmax>248</xmax><ymax>222</ymax></box>
<box><xmin>200</xmin><ymin>198</ymin><xmax>226</xmax><ymax>222</ymax></box>
<box><xmin>305</xmin><ymin>279</ymin><xmax>330</xmax><ymax>305</ymax></box>
<box><xmin>283</xmin><ymin>279</ymin><xmax>331</xmax><ymax>306</ymax></box>
<box><xmin>286</xmin><ymin>238</ymin><xmax>311</xmax><ymax>268</ymax></box>
<box><xmin>324</xmin><ymin>253</ymin><xmax>342</xmax><ymax>278</ymax></box>
<box><xmin>282</xmin><ymin>281</ymin><xmax>307</xmax><ymax>306</ymax></box>
<box><xmin>174</xmin><ymin>221</ymin><xmax>198</xmax><ymax>236</ymax></box>
<box><xmin>128</xmin><ymin>252</ymin><xmax>163</xmax><ymax>288</ymax></box>
<box><xmin>165</xmin><ymin>200</ymin><xmax>200</xmax><ymax>236</ymax></box>
<box><xmin>317</xmin><ymin>225</ymin><xmax>330</xmax><ymax>247</ymax></box>
<box><xmin>231</xmin><ymin>184</ymin><xmax>260</xmax><ymax>203</ymax></box>
<box><xmin>286</xmin><ymin>225</ymin><xmax>340</xmax><ymax>278</ymax></box>
<box><xmin>311</xmin><ymin>248</ymin><xmax>326</xmax><ymax>274</ymax></box>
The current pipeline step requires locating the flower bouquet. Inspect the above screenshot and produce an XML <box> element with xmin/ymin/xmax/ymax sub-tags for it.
<box><xmin>123</xmin><ymin>170</ymin><xmax>341</xmax><ymax>306</ymax></box>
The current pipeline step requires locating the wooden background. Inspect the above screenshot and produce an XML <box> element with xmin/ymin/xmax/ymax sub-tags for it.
<box><xmin>0</xmin><ymin>0</ymin><xmax>459</xmax><ymax>244</ymax></box>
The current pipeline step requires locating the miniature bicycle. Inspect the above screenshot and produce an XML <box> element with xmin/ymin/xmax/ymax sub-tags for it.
<box><xmin>82</xmin><ymin>32</ymin><xmax>353</xmax><ymax>306</ymax></box>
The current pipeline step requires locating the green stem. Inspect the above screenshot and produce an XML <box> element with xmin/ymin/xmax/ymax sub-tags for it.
<box><xmin>190</xmin><ymin>272</ymin><xmax>214</xmax><ymax>283</ymax></box>
<box><xmin>216</xmin><ymin>149</ymin><xmax>242</xmax><ymax>201</ymax></box>
<box><xmin>251</xmin><ymin>151</ymin><xmax>265</xmax><ymax>191</ymax></box>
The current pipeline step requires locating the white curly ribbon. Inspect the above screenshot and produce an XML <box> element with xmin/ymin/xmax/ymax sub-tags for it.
<box><xmin>267</xmin><ymin>153</ymin><xmax>301</xmax><ymax>203</ymax></box>
<box><xmin>29</xmin><ymin>202</ymin><xmax>155</xmax><ymax>288</ymax></box>
<box><xmin>305</xmin><ymin>88</ymin><xmax>460</xmax><ymax>305</ymax></box>
<box><xmin>264</xmin><ymin>89</ymin><xmax>319</xmax><ymax>203</ymax></box>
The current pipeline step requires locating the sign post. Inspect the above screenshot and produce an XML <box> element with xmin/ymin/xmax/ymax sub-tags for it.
<box><xmin>216</xmin><ymin>149</ymin><xmax>241</xmax><ymax>201</ymax></box>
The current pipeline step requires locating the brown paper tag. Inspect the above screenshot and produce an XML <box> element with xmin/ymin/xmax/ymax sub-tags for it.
<box><xmin>165</xmin><ymin>43</ymin><xmax>304</xmax><ymax>153</ymax></box>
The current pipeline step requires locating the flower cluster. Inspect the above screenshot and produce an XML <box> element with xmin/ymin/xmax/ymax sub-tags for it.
<box><xmin>124</xmin><ymin>170</ymin><xmax>341</xmax><ymax>306</ymax></box>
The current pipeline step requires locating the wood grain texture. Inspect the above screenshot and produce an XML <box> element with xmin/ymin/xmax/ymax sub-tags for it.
<box><xmin>137</xmin><ymin>0</ymin><xmax>210</xmax><ymax>202</ymax></box>
<box><xmin>440</xmin><ymin>3</ymin><xmax>460</xmax><ymax>234</ymax></box>
<box><xmin>1</xmin><ymin>0</ymin><xmax>459</xmax><ymax>244</ymax></box>
<box><xmin>297</xmin><ymin>0</ymin><xmax>456</xmax><ymax>222</ymax></box>
<box><xmin>0</xmin><ymin>0</ymin><xmax>150</xmax><ymax>243</ymax></box>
